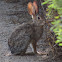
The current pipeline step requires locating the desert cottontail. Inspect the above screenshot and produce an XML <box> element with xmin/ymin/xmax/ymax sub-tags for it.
<box><xmin>8</xmin><ymin>1</ymin><xmax>44</xmax><ymax>55</ymax></box>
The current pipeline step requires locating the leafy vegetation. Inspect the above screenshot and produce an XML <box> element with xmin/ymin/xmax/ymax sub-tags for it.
<box><xmin>42</xmin><ymin>0</ymin><xmax>62</xmax><ymax>46</ymax></box>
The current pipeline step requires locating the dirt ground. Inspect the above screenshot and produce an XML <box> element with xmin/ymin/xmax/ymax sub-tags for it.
<box><xmin>0</xmin><ymin>0</ymin><xmax>62</xmax><ymax>62</ymax></box>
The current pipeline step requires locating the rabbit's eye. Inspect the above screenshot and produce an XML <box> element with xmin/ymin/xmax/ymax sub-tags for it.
<box><xmin>38</xmin><ymin>17</ymin><xmax>40</xmax><ymax>20</ymax></box>
<box><xmin>37</xmin><ymin>15</ymin><xmax>41</xmax><ymax>20</ymax></box>
<box><xmin>37</xmin><ymin>16</ymin><xmax>41</xmax><ymax>20</ymax></box>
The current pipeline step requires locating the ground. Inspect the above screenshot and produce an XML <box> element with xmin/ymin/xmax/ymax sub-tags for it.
<box><xmin>0</xmin><ymin>0</ymin><xmax>62</xmax><ymax>62</ymax></box>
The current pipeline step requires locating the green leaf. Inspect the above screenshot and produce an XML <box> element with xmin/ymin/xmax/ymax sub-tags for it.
<box><xmin>54</xmin><ymin>16</ymin><xmax>60</xmax><ymax>19</ymax></box>
<box><xmin>57</xmin><ymin>37</ymin><xmax>62</xmax><ymax>40</ymax></box>
<box><xmin>50</xmin><ymin>26</ymin><xmax>54</xmax><ymax>30</ymax></box>
<box><xmin>59</xmin><ymin>43</ymin><xmax>62</xmax><ymax>46</ymax></box>
<box><xmin>48</xmin><ymin>4</ymin><xmax>54</xmax><ymax>8</ymax></box>
<box><xmin>55</xmin><ymin>40</ymin><xmax>62</xmax><ymax>43</ymax></box>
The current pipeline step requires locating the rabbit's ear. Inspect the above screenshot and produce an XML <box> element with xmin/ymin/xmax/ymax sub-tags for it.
<box><xmin>27</xmin><ymin>1</ymin><xmax>38</xmax><ymax>17</ymax></box>
<box><xmin>27</xmin><ymin>2</ymin><xmax>33</xmax><ymax>15</ymax></box>
<box><xmin>33</xmin><ymin>1</ymin><xmax>38</xmax><ymax>14</ymax></box>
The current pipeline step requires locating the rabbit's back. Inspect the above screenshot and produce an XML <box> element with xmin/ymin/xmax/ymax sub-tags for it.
<box><xmin>8</xmin><ymin>23</ymin><xmax>33</xmax><ymax>55</ymax></box>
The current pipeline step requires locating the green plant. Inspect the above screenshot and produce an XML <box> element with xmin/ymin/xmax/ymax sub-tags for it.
<box><xmin>42</xmin><ymin>0</ymin><xmax>62</xmax><ymax>46</ymax></box>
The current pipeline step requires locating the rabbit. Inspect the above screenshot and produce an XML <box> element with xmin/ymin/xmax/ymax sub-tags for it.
<box><xmin>8</xmin><ymin>1</ymin><xmax>45</xmax><ymax>55</ymax></box>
